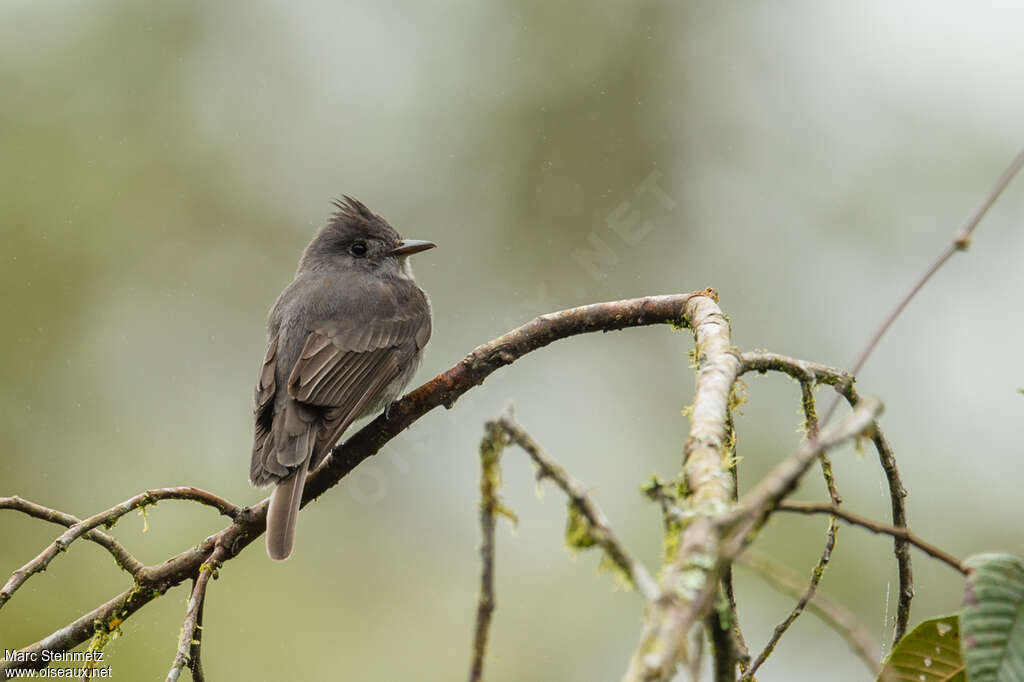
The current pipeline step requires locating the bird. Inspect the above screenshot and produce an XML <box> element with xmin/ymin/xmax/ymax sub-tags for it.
<box><xmin>250</xmin><ymin>196</ymin><xmax>435</xmax><ymax>560</ymax></box>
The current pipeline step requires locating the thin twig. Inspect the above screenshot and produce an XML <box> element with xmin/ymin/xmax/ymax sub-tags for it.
<box><xmin>468</xmin><ymin>422</ymin><xmax>504</xmax><ymax>682</ymax></box>
<box><xmin>739</xmin><ymin>550</ymin><xmax>882</xmax><ymax>677</ymax></box>
<box><xmin>493</xmin><ymin>414</ymin><xmax>659</xmax><ymax>600</ymax></box>
<box><xmin>721</xmin><ymin>397</ymin><xmax>884</xmax><ymax>557</ymax></box>
<box><xmin>740</xmin><ymin>350</ymin><xmax>914</xmax><ymax>643</ymax></box>
<box><xmin>166</xmin><ymin>546</ymin><xmax>226</xmax><ymax>682</ymax></box>
<box><xmin>807</xmin><ymin>145</ymin><xmax>1024</xmax><ymax>642</ymax></box>
<box><xmin>0</xmin><ymin>487</ymin><xmax>240</xmax><ymax>610</ymax></box>
<box><xmin>853</xmin><ymin>391</ymin><xmax>913</xmax><ymax>643</ymax></box>
<box><xmin>3</xmin><ymin>292</ymin><xmax>712</xmax><ymax>674</ymax></box>
<box><xmin>467</xmin><ymin>413</ymin><xmax>657</xmax><ymax>680</ymax></box>
<box><xmin>777</xmin><ymin>501</ymin><xmax>966</xmax><ymax>574</ymax></box>
<box><xmin>821</xmin><ymin>146</ymin><xmax>1024</xmax><ymax>427</ymax></box>
<box><xmin>188</xmin><ymin>578</ymin><xmax>207</xmax><ymax>682</ymax></box>
<box><xmin>0</xmin><ymin>496</ymin><xmax>144</xmax><ymax>577</ymax></box>
<box><xmin>742</xmin><ymin>375</ymin><xmax>842</xmax><ymax>679</ymax></box>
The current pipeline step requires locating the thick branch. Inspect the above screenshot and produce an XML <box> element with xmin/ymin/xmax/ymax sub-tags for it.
<box><xmin>623</xmin><ymin>294</ymin><xmax>740</xmax><ymax>682</ymax></box>
<box><xmin>664</xmin><ymin>397</ymin><xmax>885</xmax><ymax>680</ymax></box>
<box><xmin>2</xmin><ymin>291</ymin><xmax>710</xmax><ymax>672</ymax></box>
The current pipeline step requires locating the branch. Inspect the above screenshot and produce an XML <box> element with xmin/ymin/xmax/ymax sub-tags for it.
<box><xmin>491</xmin><ymin>414</ymin><xmax>658</xmax><ymax>600</ymax></box>
<box><xmin>468</xmin><ymin>422</ymin><xmax>503</xmax><ymax>682</ymax></box>
<box><xmin>708</xmin><ymin>412</ymin><xmax>750</xmax><ymax>681</ymax></box>
<box><xmin>738</xmin><ymin>550</ymin><xmax>882</xmax><ymax>677</ymax></box>
<box><xmin>166</xmin><ymin>546</ymin><xmax>226</xmax><ymax>682</ymax></box>
<box><xmin>0</xmin><ymin>496</ymin><xmax>144</xmax><ymax>577</ymax></box>
<box><xmin>742</xmin><ymin>372</ymin><xmax>843</xmax><ymax>679</ymax></box>
<box><xmin>2</xmin><ymin>291</ymin><xmax>711</xmax><ymax>673</ymax></box>
<box><xmin>777</xmin><ymin>501</ymin><xmax>966</xmax><ymax>574</ymax></box>
<box><xmin>0</xmin><ymin>487</ymin><xmax>239</xmax><ymax>610</ymax></box>
<box><xmin>724</xmin><ymin>397</ymin><xmax>883</xmax><ymax>542</ymax></box>
<box><xmin>741</xmin><ymin>350</ymin><xmax>914</xmax><ymax>642</ymax></box>
<box><xmin>467</xmin><ymin>413</ymin><xmax>658</xmax><ymax>681</ymax></box>
<box><xmin>827</xmin><ymin>145</ymin><xmax>1024</xmax><ymax>426</ymax></box>
<box><xmin>623</xmin><ymin>294</ymin><xmax>741</xmax><ymax>682</ymax></box>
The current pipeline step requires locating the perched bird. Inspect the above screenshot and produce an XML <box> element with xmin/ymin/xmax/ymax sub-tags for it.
<box><xmin>250</xmin><ymin>196</ymin><xmax>435</xmax><ymax>560</ymax></box>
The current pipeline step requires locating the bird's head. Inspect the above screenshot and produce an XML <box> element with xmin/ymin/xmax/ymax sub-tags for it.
<box><xmin>299</xmin><ymin>196</ymin><xmax>435</xmax><ymax>278</ymax></box>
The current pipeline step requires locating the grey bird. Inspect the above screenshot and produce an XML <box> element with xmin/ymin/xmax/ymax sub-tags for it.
<box><xmin>250</xmin><ymin>196</ymin><xmax>434</xmax><ymax>560</ymax></box>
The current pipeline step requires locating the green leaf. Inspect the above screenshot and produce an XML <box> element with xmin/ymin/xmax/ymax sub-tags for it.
<box><xmin>877</xmin><ymin>614</ymin><xmax>964</xmax><ymax>682</ymax></box>
<box><xmin>962</xmin><ymin>553</ymin><xmax>1024</xmax><ymax>682</ymax></box>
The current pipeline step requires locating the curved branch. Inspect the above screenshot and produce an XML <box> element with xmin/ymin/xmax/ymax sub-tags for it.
<box><xmin>0</xmin><ymin>487</ymin><xmax>240</xmax><ymax>610</ymax></box>
<box><xmin>1</xmin><ymin>290</ymin><xmax>711</xmax><ymax>673</ymax></box>
<box><xmin>491</xmin><ymin>413</ymin><xmax>657</xmax><ymax>600</ymax></box>
<box><xmin>740</xmin><ymin>350</ymin><xmax>914</xmax><ymax>643</ymax></box>
<box><xmin>0</xmin><ymin>496</ymin><xmax>144</xmax><ymax>577</ymax></box>
<box><xmin>742</xmin><ymin>372</ymin><xmax>842</xmax><ymax>679</ymax></box>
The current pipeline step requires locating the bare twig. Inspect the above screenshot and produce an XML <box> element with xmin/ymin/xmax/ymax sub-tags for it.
<box><xmin>468</xmin><ymin>422</ymin><xmax>504</xmax><ymax>682</ymax></box>
<box><xmin>808</xmin><ymin>148</ymin><xmax>1024</xmax><ymax>640</ymax></box>
<box><xmin>188</xmin><ymin>583</ymin><xmax>207</xmax><ymax>682</ymax></box>
<box><xmin>166</xmin><ymin>546</ymin><xmax>226</xmax><ymax>682</ymax></box>
<box><xmin>492</xmin><ymin>414</ymin><xmax>658</xmax><ymax>600</ymax></box>
<box><xmin>742</xmin><ymin>374</ymin><xmax>842</xmax><ymax>679</ymax></box>
<box><xmin>467</xmin><ymin>412</ymin><xmax>657</xmax><ymax>681</ymax></box>
<box><xmin>822</xmin><ymin>146</ymin><xmax>1024</xmax><ymax>427</ymax></box>
<box><xmin>0</xmin><ymin>487</ymin><xmax>240</xmax><ymax>610</ymax></box>
<box><xmin>722</xmin><ymin>398</ymin><xmax>884</xmax><ymax>557</ymax></box>
<box><xmin>741</xmin><ymin>350</ymin><xmax>914</xmax><ymax>643</ymax></box>
<box><xmin>777</xmin><ymin>501</ymin><xmax>966</xmax><ymax>574</ymax></box>
<box><xmin>2</xmin><ymin>291</ymin><xmax>711</xmax><ymax>674</ymax></box>
<box><xmin>0</xmin><ymin>496</ymin><xmax>144</xmax><ymax>577</ymax></box>
<box><xmin>851</xmin><ymin>391</ymin><xmax>913</xmax><ymax>643</ymax></box>
<box><xmin>739</xmin><ymin>550</ymin><xmax>882</xmax><ymax>677</ymax></box>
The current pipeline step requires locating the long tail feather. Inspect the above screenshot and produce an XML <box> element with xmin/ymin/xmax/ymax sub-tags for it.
<box><xmin>266</xmin><ymin>460</ymin><xmax>309</xmax><ymax>561</ymax></box>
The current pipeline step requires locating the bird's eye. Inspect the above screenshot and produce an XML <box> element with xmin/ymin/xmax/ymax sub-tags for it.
<box><xmin>349</xmin><ymin>241</ymin><xmax>368</xmax><ymax>257</ymax></box>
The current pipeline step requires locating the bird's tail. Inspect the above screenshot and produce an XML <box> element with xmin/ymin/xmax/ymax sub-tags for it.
<box><xmin>266</xmin><ymin>459</ymin><xmax>309</xmax><ymax>561</ymax></box>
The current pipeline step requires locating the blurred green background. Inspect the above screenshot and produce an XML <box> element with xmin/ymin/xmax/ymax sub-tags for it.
<box><xmin>2</xmin><ymin>2</ymin><xmax>1023</xmax><ymax>680</ymax></box>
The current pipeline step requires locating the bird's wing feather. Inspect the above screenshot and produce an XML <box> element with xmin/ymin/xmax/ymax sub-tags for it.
<box><xmin>287</xmin><ymin>293</ymin><xmax>431</xmax><ymax>468</ymax></box>
<box><xmin>250</xmin><ymin>335</ymin><xmax>279</xmax><ymax>484</ymax></box>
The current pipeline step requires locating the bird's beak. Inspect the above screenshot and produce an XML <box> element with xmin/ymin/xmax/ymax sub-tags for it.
<box><xmin>388</xmin><ymin>239</ymin><xmax>436</xmax><ymax>257</ymax></box>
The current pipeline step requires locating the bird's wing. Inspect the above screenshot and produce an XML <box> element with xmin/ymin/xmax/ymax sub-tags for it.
<box><xmin>250</xmin><ymin>334</ymin><xmax>279</xmax><ymax>484</ymax></box>
<box><xmin>288</xmin><ymin>292</ymin><xmax>431</xmax><ymax>468</ymax></box>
